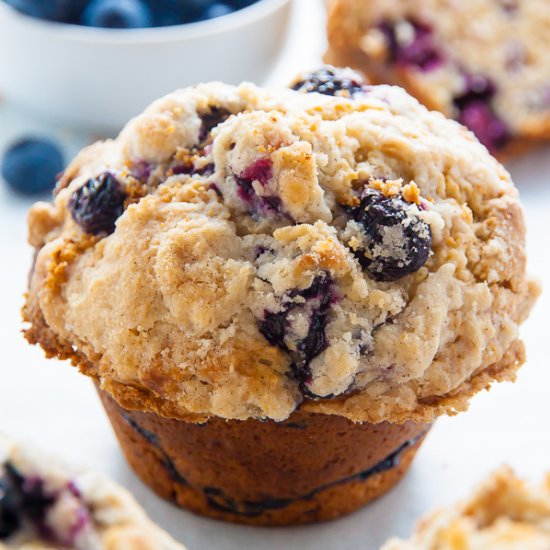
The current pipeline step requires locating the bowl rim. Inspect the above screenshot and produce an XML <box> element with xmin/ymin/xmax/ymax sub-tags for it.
<box><xmin>0</xmin><ymin>0</ymin><xmax>292</xmax><ymax>43</ymax></box>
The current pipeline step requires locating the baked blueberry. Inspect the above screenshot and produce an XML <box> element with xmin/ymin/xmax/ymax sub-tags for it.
<box><xmin>379</xmin><ymin>19</ymin><xmax>442</xmax><ymax>71</ymax></box>
<box><xmin>453</xmin><ymin>75</ymin><xmax>509</xmax><ymax>152</ymax></box>
<box><xmin>81</xmin><ymin>0</ymin><xmax>153</xmax><ymax>28</ymax></box>
<box><xmin>235</xmin><ymin>158</ymin><xmax>286</xmax><ymax>218</ymax></box>
<box><xmin>348</xmin><ymin>188</ymin><xmax>432</xmax><ymax>281</ymax></box>
<box><xmin>0</xmin><ymin>472</ymin><xmax>22</xmax><ymax>540</ymax></box>
<box><xmin>292</xmin><ymin>66</ymin><xmax>368</xmax><ymax>98</ymax></box>
<box><xmin>21</xmin><ymin>484</ymin><xmax>53</xmax><ymax>527</ymax></box>
<box><xmin>198</xmin><ymin>107</ymin><xmax>231</xmax><ymax>141</ymax></box>
<box><xmin>68</xmin><ymin>172</ymin><xmax>127</xmax><ymax>235</ymax></box>
<box><xmin>1</xmin><ymin>137</ymin><xmax>64</xmax><ymax>195</ymax></box>
<box><xmin>260</xmin><ymin>274</ymin><xmax>333</xmax><ymax>390</ymax></box>
<box><xmin>239</xmin><ymin>157</ymin><xmax>273</xmax><ymax>187</ymax></box>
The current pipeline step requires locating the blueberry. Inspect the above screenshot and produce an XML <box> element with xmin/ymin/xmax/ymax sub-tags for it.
<box><xmin>146</xmin><ymin>0</ymin><xmax>209</xmax><ymax>25</ymax></box>
<box><xmin>259</xmin><ymin>273</ymin><xmax>333</xmax><ymax>392</ymax></box>
<box><xmin>0</xmin><ymin>474</ymin><xmax>22</xmax><ymax>540</ymax></box>
<box><xmin>453</xmin><ymin>75</ymin><xmax>509</xmax><ymax>152</ymax></box>
<box><xmin>18</xmin><ymin>478</ymin><xmax>53</xmax><ymax>523</ymax></box>
<box><xmin>1</xmin><ymin>465</ymin><xmax>55</xmax><ymax>541</ymax></box>
<box><xmin>294</xmin><ymin>276</ymin><xmax>332</xmax><ymax>367</ymax></box>
<box><xmin>4</xmin><ymin>0</ymin><xmax>87</xmax><ymax>22</ymax></box>
<box><xmin>458</xmin><ymin>101</ymin><xmax>509</xmax><ymax>152</ymax></box>
<box><xmin>454</xmin><ymin>74</ymin><xmax>496</xmax><ymax>109</ymax></box>
<box><xmin>68</xmin><ymin>172</ymin><xmax>127</xmax><ymax>235</ymax></box>
<box><xmin>235</xmin><ymin>177</ymin><xmax>282</xmax><ymax>218</ymax></box>
<box><xmin>147</xmin><ymin>0</ymin><xmax>188</xmax><ymax>26</ymax></box>
<box><xmin>379</xmin><ymin>19</ymin><xmax>442</xmax><ymax>71</ymax></box>
<box><xmin>198</xmin><ymin>107</ymin><xmax>231</xmax><ymax>142</ymax></box>
<box><xmin>81</xmin><ymin>0</ymin><xmax>153</xmax><ymax>28</ymax></box>
<box><xmin>348</xmin><ymin>188</ymin><xmax>432</xmax><ymax>281</ymax></box>
<box><xmin>239</xmin><ymin>158</ymin><xmax>273</xmax><ymax>187</ymax></box>
<box><xmin>1</xmin><ymin>137</ymin><xmax>64</xmax><ymax>195</ymax></box>
<box><xmin>234</xmin><ymin>158</ymin><xmax>286</xmax><ymax>218</ymax></box>
<box><xmin>259</xmin><ymin>310</ymin><xmax>287</xmax><ymax>351</ymax></box>
<box><xmin>292</xmin><ymin>66</ymin><xmax>368</xmax><ymax>98</ymax></box>
<box><xmin>200</xmin><ymin>3</ymin><xmax>234</xmax><ymax>20</ymax></box>
<box><xmin>227</xmin><ymin>0</ymin><xmax>256</xmax><ymax>8</ymax></box>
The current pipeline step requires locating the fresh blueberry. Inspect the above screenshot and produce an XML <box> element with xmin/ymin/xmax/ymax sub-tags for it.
<box><xmin>379</xmin><ymin>19</ymin><xmax>442</xmax><ymax>71</ymax></box>
<box><xmin>3</xmin><ymin>0</ymin><xmax>87</xmax><ymax>22</ymax></box>
<box><xmin>227</xmin><ymin>0</ymin><xmax>256</xmax><ymax>8</ymax></box>
<box><xmin>81</xmin><ymin>0</ymin><xmax>153</xmax><ymax>28</ymax></box>
<box><xmin>259</xmin><ymin>274</ymin><xmax>333</xmax><ymax>392</ymax></box>
<box><xmin>68</xmin><ymin>172</ymin><xmax>127</xmax><ymax>235</ymax></box>
<box><xmin>453</xmin><ymin>75</ymin><xmax>509</xmax><ymax>152</ymax></box>
<box><xmin>292</xmin><ymin>66</ymin><xmax>368</xmax><ymax>98</ymax></box>
<box><xmin>200</xmin><ymin>3</ymin><xmax>234</xmax><ymax>20</ymax></box>
<box><xmin>1</xmin><ymin>137</ymin><xmax>64</xmax><ymax>195</ymax></box>
<box><xmin>0</xmin><ymin>473</ymin><xmax>22</xmax><ymax>540</ymax></box>
<box><xmin>348</xmin><ymin>188</ymin><xmax>432</xmax><ymax>281</ymax></box>
<box><xmin>147</xmin><ymin>0</ymin><xmax>213</xmax><ymax>25</ymax></box>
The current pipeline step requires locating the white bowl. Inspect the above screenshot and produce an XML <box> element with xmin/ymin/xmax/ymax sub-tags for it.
<box><xmin>0</xmin><ymin>0</ymin><xmax>292</xmax><ymax>133</ymax></box>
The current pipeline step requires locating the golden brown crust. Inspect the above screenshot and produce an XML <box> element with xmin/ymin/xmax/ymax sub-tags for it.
<box><xmin>98</xmin><ymin>390</ymin><xmax>431</xmax><ymax>526</ymax></box>
<box><xmin>300</xmin><ymin>337</ymin><xmax>525</xmax><ymax>424</ymax></box>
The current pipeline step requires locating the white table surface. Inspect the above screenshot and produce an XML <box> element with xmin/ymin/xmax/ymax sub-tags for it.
<box><xmin>1</xmin><ymin>1</ymin><xmax>549</xmax><ymax>548</ymax></box>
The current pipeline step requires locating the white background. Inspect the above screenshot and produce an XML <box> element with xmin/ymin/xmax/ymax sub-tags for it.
<box><xmin>1</xmin><ymin>1</ymin><xmax>549</xmax><ymax>549</ymax></box>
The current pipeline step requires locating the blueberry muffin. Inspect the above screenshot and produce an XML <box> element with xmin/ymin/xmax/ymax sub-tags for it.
<box><xmin>0</xmin><ymin>435</ymin><xmax>185</xmax><ymax>549</ymax></box>
<box><xmin>325</xmin><ymin>0</ymin><xmax>550</xmax><ymax>158</ymax></box>
<box><xmin>382</xmin><ymin>468</ymin><xmax>550</xmax><ymax>550</ymax></box>
<box><xmin>24</xmin><ymin>68</ymin><xmax>538</xmax><ymax>525</ymax></box>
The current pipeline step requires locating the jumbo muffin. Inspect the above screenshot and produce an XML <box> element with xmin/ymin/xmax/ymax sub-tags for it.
<box><xmin>24</xmin><ymin>67</ymin><xmax>538</xmax><ymax>525</ymax></box>
<box><xmin>382</xmin><ymin>467</ymin><xmax>550</xmax><ymax>550</ymax></box>
<box><xmin>0</xmin><ymin>435</ymin><xmax>185</xmax><ymax>549</ymax></box>
<box><xmin>325</xmin><ymin>0</ymin><xmax>550</xmax><ymax>158</ymax></box>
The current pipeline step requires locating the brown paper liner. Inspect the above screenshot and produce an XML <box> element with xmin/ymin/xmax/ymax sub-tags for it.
<box><xmin>98</xmin><ymin>389</ymin><xmax>431</xmax><ymax>526</ymax></box>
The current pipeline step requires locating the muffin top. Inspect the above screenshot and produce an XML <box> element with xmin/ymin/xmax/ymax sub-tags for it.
<box><xmin>24</xmin><ymin>68</ymin><xmax>538</xmax><ymax>423</ymax></box>
<box><xmin>382</xmin><ymin>467</ymin><xmax>550</xmax><ymax>550</ymax></box>
<box><xmin>0</xmin><ymin>435</ymin><xmax>185</xmax><ymax>550</ymax></box>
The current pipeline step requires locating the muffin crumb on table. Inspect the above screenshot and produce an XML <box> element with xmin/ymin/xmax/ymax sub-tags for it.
<box><xmin>0</xmin><ymin>434</ymin><xmax>186</xmax><ymax>549</ymax></box>
<box><xmin>382</xmin><ymin>467</ymin><xmax>550</xmax><ymax>550</ymax></box>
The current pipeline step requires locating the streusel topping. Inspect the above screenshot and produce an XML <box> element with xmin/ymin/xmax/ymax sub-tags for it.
<box><xmin>24</xmin><ymin>72</ymin><xmax>538</xmax><ymax>422</ymax></box>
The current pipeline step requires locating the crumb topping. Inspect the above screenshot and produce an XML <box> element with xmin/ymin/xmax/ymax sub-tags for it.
<box><xmin>23</xmin><ymin>77</ymin><xmax>538</xmax><ymax>423</ymax></box>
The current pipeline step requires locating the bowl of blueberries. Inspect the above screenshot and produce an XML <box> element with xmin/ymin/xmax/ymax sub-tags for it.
<box><xmin>0</xmin><ymin>0</ymin><xmax>291</xmax><ymax>132</ymax></box>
